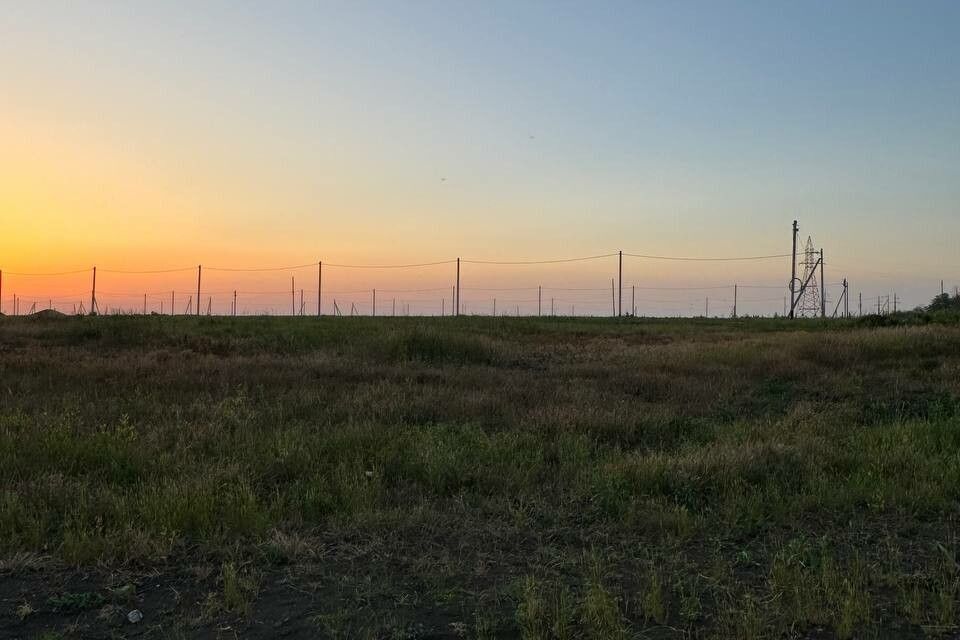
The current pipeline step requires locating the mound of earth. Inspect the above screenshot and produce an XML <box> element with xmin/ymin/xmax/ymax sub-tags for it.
<box><xmin>29</xmin><ymin>309</ymin><xmax>68</xmax><ymax>320</ymax></box>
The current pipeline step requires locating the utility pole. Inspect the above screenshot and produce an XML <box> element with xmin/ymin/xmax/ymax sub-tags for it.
<box><xmin>318</xmin><ymin>261</ymin><xmax>322</xmax><ymax>316</ymax></box>
<box><xmin>618</xmin><ymin>250</ymin><xmax>622</xmax><ymax>316</ymax></box>
<box><xmin>456</xmin><ymin>258</ymin><xmax>460</xmax><ymax>316</ymax></box>
<box><xmin>234</xmin><ymin>290</ymin><xmax>237</xmax><ymax>316</ymax></box>
<box><xmin>819</xmin><ymin>249</ymin><xmax>826</xmax><ymax>318</ymax></box>
<box><xmin>893</xmin><ymin>292</ymin><xmax>898</xmax><ymax>313</ymax></box>
<box><xmin>493</xmin><ymin>298</ymin><xmax>496</xmax><ymax>316</ymax></box>
<box><xmin>789</xmin><ymin>220</ymin><xmax>798</xmax><ymax>318</ymax></box>
<box><xmin>372</xmin><ymin>289</ymin><xmax>376</xmax><ymax>317</ymax></box>
<box><xmin>733</xmin><ymin>284</ymin><xmax>738</xmax><ymax>318</ymax></box>
<box><xmin>291</xmin><ymin>277</ymin><xmax>295</xmax><ymax>316</ymax></box>
<box><xmin>632</xmin><ymin>285</ymin><xmax>636</xmax><ymax>317</ymax></box>
<box><xmin>300</xmin><ymin>289</ymin><xmax>304</xmax><ymax>316</ymax></box>
<box><xmin>91</xmin><ymin>266</ymin><xmax>97</xmax><ymax>316</ymax></box>
<box><xmin>538</xmin><ymin>286</ymin><xmax>542</xmax><ymax>317</ymax></box>
<box><xmin>705</xmin><ymin>297</ymin><xmax>709</xmax><ymax>317</ymax></box>
<box><xmin>395</xmin><ymin>298</ymin><xmax>398</xmax><ymax>316</ymax></box>
<box><xmin>196</xmin><ymin>265</ymin><xmax>201</xmax><ymax>317</ymax></box>
<box><xmin>551</xmin><ymin>297</ymin><xmax>555</xmax><ymax>316</ymax></box>
<box><xmin>610</xmin><ymin>279</ymin><xmax>615</xmax><ymax>316</ymax></box>
<box><xmin>0</xmin><ymin>270</ymin><xmax>3</xmax><ymax>315</ymax></box>
<box><xmin>143</xmin><ymin>294</ymin><xmax>147</xmax><ymax>315</ymax></box>
<box><xmin>843</xmin><ymin>279</ymin><xmax>849</xmax><ymax>318</ymax></box>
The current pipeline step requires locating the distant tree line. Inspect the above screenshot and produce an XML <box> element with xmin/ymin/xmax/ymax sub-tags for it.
<box><xmin>927</xmin><ymin>291</ymin><xmax>960</xmax><ymax>313</ymax></box>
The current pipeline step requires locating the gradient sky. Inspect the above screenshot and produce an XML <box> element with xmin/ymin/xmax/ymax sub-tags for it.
<box><xmin>2</xmin><ymin>1</ymin><xmax>958</xmax><ymax>315</ymax></box>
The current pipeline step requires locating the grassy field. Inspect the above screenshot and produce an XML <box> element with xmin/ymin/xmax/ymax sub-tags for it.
<box><xmin>1</xmin><ymin>314</ymin><xmax>959</xmax><ymax>639</ymax></box>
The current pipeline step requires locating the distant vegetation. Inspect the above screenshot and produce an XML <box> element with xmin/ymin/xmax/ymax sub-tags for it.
<box><xmin>928</xmin><ymin>291</ymin><xmax>960</xmax><ymax>313</ymax></box>
<box><xmin>0</xmin><ymin>315</ymin><xmax>958</xmax><ymax>638</ymax></box>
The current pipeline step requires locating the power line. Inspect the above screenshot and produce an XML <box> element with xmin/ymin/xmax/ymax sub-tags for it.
<box><xmin>100</xmin><ymin>267</ymin><xmax>196</xmax><ymax>274</ymax></box>
<box><xmin>205</xmin><ymin>262</ymin><xmax>319</xmax><ymax>272</ymax></box>
<box><xmin>462</xmin><ymin>253</ymin><xmax>617</xmax><ymax>265</ymax></box>
<box><xmin>322</xmin><ymin>288</ymin><xmax>375</xmax><ymax>295</ymax></box>
<box><xmin>3</xmin><ymin>268</ymin><xmax>92</xmax><ymax>276</ymax></box>
<box><xmin>323</xmin><ymin>259</ymin><xmax>457</xmax><ymax>269</ymax></box>
<box><xmin>376</xmin><ymin>286</ymin><xmax>453</xmax><ymax>293</ymax></box>
<box><xmin>628</xmin><ymin>284</ymin><xmax>734</xmax><ymax>291</ymax></box>
<box><xmin>624</xmin><ymin>252</ymin><xmax>791</xmax><ymax>261</ymax></box>
<box><xmin>8</xmin><ymin>292</ymin><xmax>87</xmax><ymax>301</ymax></box>
<box><xmin>738</xmin><ymin>284</ymin><xmax>789</xmax><ymax>289</ymax></box>
<box><xmin>463</xmin><ymin>286</ymin><xmax>540</xmax><ymax>291</ymax></box>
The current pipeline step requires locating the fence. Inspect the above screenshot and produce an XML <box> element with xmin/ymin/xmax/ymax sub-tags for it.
<box><xmin>0</xmin><ymin>248</ymin><xmax>945</xmax><ymax>318</ymax></box>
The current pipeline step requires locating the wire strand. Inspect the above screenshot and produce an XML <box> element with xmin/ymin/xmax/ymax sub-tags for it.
<box><xmin>624</xmin><ymin>252</ymin><xmax>791</xmax><ymax>262</ymax></box>
<box><xmin>205</xmin><ymin>262</ymin><xmax>318</xmax><ymax>272</ymax></box>
<box><xmin>2</xmin><ymin>268</ymin><xmax>92</xmax><ymax>276</ymax></box>
<box><xmin>100</xmin><ymin>267</ymin><xmax>196</xmax><ymax>274</ymax></box>
<box><xmin>462</xmin><ymin>253</ymin><xmax>617</xmax><ymax>265</ymax></box>
<box><xmin>628</xmin><ymin>284</ymin><xmax>734</xmax><ymax>291</ymax></box>
<box><xmin>323</xmin><ymin>259</ymin><xmax>457</xmax><ymax>269</ymax></box>
<box><xmin>375</xmin><ymin>286</ymin><xmax>452</xmax><ymax>293</ymax></box>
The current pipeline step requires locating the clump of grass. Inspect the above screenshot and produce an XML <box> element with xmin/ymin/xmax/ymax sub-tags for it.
<box><xmin>722</xmin><ymin>593</ymin><xmax>763</xmax><ymax>638</ymax></box>
<box><xmin>376</xmin><ymin>326</ymin><xmax>498</xmax><ymax>365</ymax></box>
<box><xmin>204</xmin><ymin>561</ymin><xmax>259</xmax><ymax>618</ymax></box>
<box><xmin>897</xmin><ymin>580</ymin><xmax>924</xmax><ymax>624</ymax></box>
<box><xmin>223</xmin><ymin>561</ymin><xmax>257</xmax><ymax>614</ymax></box>
<box><xmin>580</xmin><ymin>555</ymin><xmax>626</xmax><ymax>639</ymax></box>
<box><xmin>932</xmin><ymin>543</ymin><xmax>959</xmax><ymax>627</ymax></box>
<box><xmin>515</xmin><ymin>575</ymin><xmax>576</xmax><ymax>640</ymax></box>
<box><xmin>639</xmin><ymin>568</ymin><xmax>668</xmax><ymax>625</ymax></box>
<box><xmin>473</xmin><ymin>608</ymin><xmax>497</xmax><ymax>640</ymax></box>
<box><xmin>769</xmin><ymin>541</ymin><xmax>874</xmax><ymax>638</ymax></box>
<box><xmin>47</xmin><ymin>591</ymin><xmax>105</xmax><ymax>612</ymax></box>
<box><xmin>677</xmin><ymin>581</ymin><xmax>702</xmax><ymax>623</ymax></box>
<box><xmin>516</xmin><ymin>576</ymin><xmax>549</xmax><ymax>640</ymax></box>
<box><xmin>0</xmin><ymin>551</ymin><xmax>47</xmax><ymax>573</ymax></box>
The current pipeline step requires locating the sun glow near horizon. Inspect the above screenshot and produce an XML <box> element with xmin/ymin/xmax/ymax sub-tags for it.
<box><xmin>2</xmin><ymin>2</ymin><xmax>958</xmax><ymax>314</ymax></box>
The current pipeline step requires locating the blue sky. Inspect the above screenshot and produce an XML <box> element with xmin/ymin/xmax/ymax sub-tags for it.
<box><xmin>1</xmin><ymin>1</ymin><xmax>958</xmax><ymax>313</ymax></box>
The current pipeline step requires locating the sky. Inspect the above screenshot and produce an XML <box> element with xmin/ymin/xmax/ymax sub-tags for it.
<box><xmin>1</xmin><ymin>1</ymin><xmax>958</xmax><ymax>315</ymax></box>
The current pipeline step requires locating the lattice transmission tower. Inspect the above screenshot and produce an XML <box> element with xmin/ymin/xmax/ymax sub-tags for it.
<box><xmin>797</xmin><ymin>236</ymin><xmax>822</xmax><ymax>317</ymax></box>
